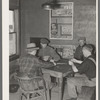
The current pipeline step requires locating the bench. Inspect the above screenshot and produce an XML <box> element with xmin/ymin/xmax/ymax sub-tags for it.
<box><xmin>77</xmin><ymin>86</ymin><xmax>96</xmax><ymax>100</ymax></box>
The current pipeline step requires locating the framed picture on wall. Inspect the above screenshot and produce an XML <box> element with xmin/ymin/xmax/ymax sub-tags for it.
<box><xmin>51</xmin><ymin>23</ymin><xmax>58</xmax><ymax>35</ymax></box>
<box><xmin>61</xmin><ymin>24</ymin><xmax>73</xmax><ymax>39</ymax></box>
<box><xmin>49</xmin><ymin>2</ymin><xmax>73</xmax><ymax>40</ymax></box>
<box><xmin>61</xmin><ymin>25</ymin><xmax>72</xmax><ymax>35</ymax></box>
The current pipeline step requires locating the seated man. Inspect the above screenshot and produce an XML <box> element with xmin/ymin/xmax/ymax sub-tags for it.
<box><xmin>71</xmin><ymin>37</ymin><xmax>86</xmax><ymax>65</ymax></box>
<box><xmin>70</xmin><ymin>37</ymin><xmax>87</xmax><ymax>68</ymax></box>
<box><xmin>74</xmin><ymin>37</ymin><xmax>86</xmax><ymax>60</ymax></box>
<box><xmin>17</xmin><ymin>43</ymin><xmax>54</xmax><ymax>88</ymax></box>
<box><xmin>67</xmin><ymin>44</ymin><xmax>96</xmax><ymax>100</ymax></box>
<box><xmin>38</xmin><ymin>38</ymin><xmax>61</xmax><ymax>84</ymax></box>
<box><xmin>38</xmin><ymin>38</ymin><xmax>60</xmax><ymax>64</ymax></box>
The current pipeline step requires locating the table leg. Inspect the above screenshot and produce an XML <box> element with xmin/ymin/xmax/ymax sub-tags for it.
<box><xmin>47</xmin><ymin>87</ymin><xmax>50</xmax><ymax>100</ymax></box>
<box><xmin>58</xmin><ymin>77</ymin><xmax>63</xmax><ymax>100</ymax></box>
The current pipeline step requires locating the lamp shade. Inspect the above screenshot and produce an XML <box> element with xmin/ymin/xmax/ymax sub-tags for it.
<box><xmin>42</xmin><ymin>0</ymin><xmax>61</xmax><ymax>10</ymax></box>
<box><xmin>42</xmin><ymin>2</ymin><xmax>53</xmax><ymax>10</ymax></box>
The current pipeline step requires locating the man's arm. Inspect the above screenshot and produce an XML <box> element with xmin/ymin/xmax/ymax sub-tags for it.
<box><xmin>37</xmin><ymin>49</ymin><xmax>42</xmax><ymax>57</ymax></box>
<box><xmin>34</xmin><ymin>57</ymin><xmax>54</xmax><ymax>68</ymax></box>
<box><xmin>69</xmin><ymin>61</ymin><xmax>78</xmax><ymax>72</ymax></box>
<box><xmin>71</xmin><ymin>64</ymin><xmax>78</xmax><ymax>72</ymax></box>
<box><xmin>71</xmin><ymin>58</ymin><xmax>83</xmax><ymax>64</ymax></box>
<box><xmin>50</xmin><ymin>48</ymin><xmax>60</xmax><ymax>61</ymax></box>
<box><xmin>70</xmin><ymin>59</ymin><xmax>91</xmax><ymax>75</ymax></box>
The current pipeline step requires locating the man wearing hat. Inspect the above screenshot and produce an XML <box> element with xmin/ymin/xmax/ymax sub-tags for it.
<box><xmin>38</xmin><ymin>38</ymin><xmax>60</xmax><ymax>63</ymax></box>
<box><xmin>67</xmin><ymin>44</ymin><xmax>96</xmax><ymax>100</ymax></box>
<box><xmin>17</xmin><ymin>43</ymin><xmax>54</xmax><ymax>79</ymax></box>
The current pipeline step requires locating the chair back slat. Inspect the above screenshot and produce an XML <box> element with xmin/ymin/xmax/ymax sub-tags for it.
<box><xmin>15</xmin><ymin>75</ymin><xmax>45</xmax><ymax>92</ymax></box>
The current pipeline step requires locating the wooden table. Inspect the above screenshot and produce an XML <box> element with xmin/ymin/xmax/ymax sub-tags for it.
<box><xmin>42</xmin><ymin>59</ymin><xmax>73</xmax><ymax>100</ymax></box>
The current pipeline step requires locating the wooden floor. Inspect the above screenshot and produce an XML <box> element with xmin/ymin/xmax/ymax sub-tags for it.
<box><xmin>9</xmin><ymin>76</ymin><xmax>96</xmax><ymax>100</ymax></box>
<box><xmin>10</xmin><ymin>84</ymin><xmax>70</xmax><ymax>100</ymax></box>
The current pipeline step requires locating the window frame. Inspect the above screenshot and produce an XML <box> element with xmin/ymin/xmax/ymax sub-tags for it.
<box><xmin>9</xmin><ymin>9</ymin><xmax>20</xmax><ymax>61</ymax></box>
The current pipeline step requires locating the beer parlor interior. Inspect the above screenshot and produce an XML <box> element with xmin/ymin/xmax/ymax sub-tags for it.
<box><xmin>9</xmin><ymin>0</ymin><xmax>96</xmax><ymax>100</ymax></box>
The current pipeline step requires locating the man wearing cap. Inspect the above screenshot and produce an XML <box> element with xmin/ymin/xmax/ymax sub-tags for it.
<box><xmin>70</xmin><ymin>37</ymin><xmax>87</xmax><ymax>65</ymax></box>
<box><xmin>38</xmin><ymin>38</ymin><xmax>60</xmax><ymax>62</ymax></box>
<box><xmin>67</xmin><ymin>44</ymin><xmax>96</xmax><ymax>100</ymax></box>
<box><xmin>74</xmin><ymin>37</ymin><xmax>86</xmax><ymax>61</ymax></box>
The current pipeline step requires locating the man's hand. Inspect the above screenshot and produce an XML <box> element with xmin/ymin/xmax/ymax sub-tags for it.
<box><xmin>68</xmin><ymin>60</ymin><xmax>74</xmax><ymax>66</ymax></box>
<box><xmin>50</xmin><ymin>59</ymin><xmax>56</xmax><ymax>65</ymax></box>
<box><xmin>70</xmin><ymin>58</ymin><xmax>83</xmax><ymax>64</ymax></box>
<box><xmin>71</xmin><ymin>58</ymin><xmax>78</xmax><ymax>63</ymax></box>
<box><xmin>69</xmin><ymin>60</ymin><xmax>78</xmax><ymax>72</ymax></box>
<box><xmin>42</xmin><ymin>56</ymin><xmax>50</xmax><ymax>61</ymax></box>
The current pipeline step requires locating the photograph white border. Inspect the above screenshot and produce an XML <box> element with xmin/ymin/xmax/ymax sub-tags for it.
<box><xmin>2</xmin><ymin>0</ymin><xmax>98</xmax><ymax>100</ymax></box>
<box><xmin>2</xmin><ymin>0</ymin><xmax>9</xmax><ymax>100</ymax></box>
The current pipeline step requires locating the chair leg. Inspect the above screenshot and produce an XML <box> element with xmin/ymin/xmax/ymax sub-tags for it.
<box><xmin>47</xmin><ymin>89</ymin><xmax>50</xmax><ymax>100</ymax></box>
<box><xmin>44</xmin><ymin>90</ymin><xmax>47</xmax><ymax>100</ymax></box>
<box><xmin>19</xmin><ymin>93</ymin><xmax>23</xmax><ymax>100</ymax></box>
<box><xmin>26</xmin><ymin>94</ymin><xmax>30</xmax><ymax>100</ymax></box>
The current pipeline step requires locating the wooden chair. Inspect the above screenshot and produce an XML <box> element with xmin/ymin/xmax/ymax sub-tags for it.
<box><xmin>15</xmin><ymin>75</ymin><xmax>47</xmax><ymax>100</ymax></box>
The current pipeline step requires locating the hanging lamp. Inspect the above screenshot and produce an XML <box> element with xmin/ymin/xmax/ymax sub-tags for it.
<box><xmin>42</xmin><ymin>0</ymin><xmax>61</xmax><ymax>10</ymax></box>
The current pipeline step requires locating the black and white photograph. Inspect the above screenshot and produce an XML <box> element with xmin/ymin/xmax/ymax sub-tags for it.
<box><xmin>2</xmin><ymin>0</ymin><xmax>98</xmax><ymax>100</ymax></box>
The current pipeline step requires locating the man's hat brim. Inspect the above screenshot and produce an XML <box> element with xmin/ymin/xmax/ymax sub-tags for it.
<box><xmin>26</xmin><ymin>47</ymin><xmax>39</xmax><ymax>50</ymax></box>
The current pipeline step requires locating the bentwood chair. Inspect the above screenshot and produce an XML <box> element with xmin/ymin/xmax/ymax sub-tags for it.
<box><xmin>15</xmin><ymin>75</ymin><xmax>47</xmax><ymax>100</ymax></box>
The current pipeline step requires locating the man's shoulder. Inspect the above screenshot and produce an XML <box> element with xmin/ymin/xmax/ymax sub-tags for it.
<box><xmin>84</xmin><ymin>55</ymin><xmax>96</xmax><ymax>65</ymax></box>
<box><xmin>88</xmin><ymin>55</ymin><xmax>96</xmax><ymax>60</ymax></box>
<box><xmin>75</xmin><ymin>46</ymin><xmax>82</xmax><ymax>53</ymax></box>
<box><xmin>76</xmin><ymin>45</ymin><xmax>82</xmax><ymax>49</ymax></box>
<box><xmin>19</xmin><ymin>54</ymin><xmax>36</xmax><ymax>59</ymax></box>
<box><xmin>39</xmin><ymin>46</ymin><xmax>52</xmax><ymax>50</ymax></box>
<box><xmin>46</xmin><ymin>45</ymin><xmax>53</xmax><ymax>48</ymax></box>
<box><xmin>88</xmin><ymin>55</ymin><xmax>96</xmax><ymax>63</ymax></box>
<box><xmin>46</xmin><ymin>46</ymin><xmax>54</xmax><ymax>50</ymax></box>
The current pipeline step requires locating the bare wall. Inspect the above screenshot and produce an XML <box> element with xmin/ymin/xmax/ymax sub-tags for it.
<box><xmin>20</xmin><ymin>0</ymin><xmax>96</xmax><ymax>55</ymax></box>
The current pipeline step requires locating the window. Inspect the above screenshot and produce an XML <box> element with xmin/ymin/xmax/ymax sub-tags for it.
<box><xmin>9</xmin><ymin>9</ymin><xmax>20</xmax><ymax>61</ymax></box>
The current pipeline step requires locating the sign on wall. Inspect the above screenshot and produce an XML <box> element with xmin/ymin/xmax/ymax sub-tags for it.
<box><xmin>51</xmin><ymin>44</ymin><xmax>75</xmax><ymax>58</ymax></box>
<box><xmin>49</xmin><ymin>2</ymin><xmax>73</xmax><ymax>40</ymax></box>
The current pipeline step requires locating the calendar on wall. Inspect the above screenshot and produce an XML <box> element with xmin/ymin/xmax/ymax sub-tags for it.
<box><xmin>49</xmin><ymin>2</ymin><xmax>73</xmax><ymax>40</ymax></box>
